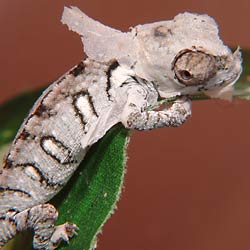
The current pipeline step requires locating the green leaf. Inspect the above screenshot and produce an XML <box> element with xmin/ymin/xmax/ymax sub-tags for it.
<box><xmin>0</xmin><ymin>89</ymin><xmax>129</xmax><ymax>250</ymax></box>
<box><xmin>53</xmin><ymin>124</ymin><xmax>129</xmax><ymax>250</ymax></box>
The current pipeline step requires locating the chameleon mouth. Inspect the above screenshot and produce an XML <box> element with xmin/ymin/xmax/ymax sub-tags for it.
<box><xmin>204</xmin><ymin>47</ymin><xmax>242</xmax><ymax>92</ymax></box>
<box><xmin>216</xmin><ymin>70</ymin><xmax>241</xmax><ymax>87</ymax></box>
<box><xmin>203</xmin><ymin>70</ymin><xmax>242</xmax><ymax>100</ymax></box>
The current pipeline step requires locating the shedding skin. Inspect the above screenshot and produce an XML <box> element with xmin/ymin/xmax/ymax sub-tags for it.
<box><xmin>0</xmin><ymin>6</ymin><xmax>242</xmax><ymax>250</ymax></box>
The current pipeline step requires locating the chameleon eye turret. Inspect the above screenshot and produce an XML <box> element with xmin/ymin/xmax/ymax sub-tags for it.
<box><xmin>173</xmin><ymin>50</ymin><xmax>217</xmax><ymax>86</ymax></box>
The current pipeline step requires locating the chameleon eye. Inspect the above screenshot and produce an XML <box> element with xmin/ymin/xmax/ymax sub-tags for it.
<box><xmin>173</xmin><ymin>50</ymin><xmax>217</xmax><ymax>86</ymax></box>
<box><xmin>179</xmin><ymin>70</ymin><xmax>192</xmax><ymax>80</ymax></box>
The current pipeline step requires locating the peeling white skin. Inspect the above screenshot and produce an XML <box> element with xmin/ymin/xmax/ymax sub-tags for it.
<box><xmin>0</xmin><ymin>6</ymin><xmax>242</xmax><ymax>250</ymax></box>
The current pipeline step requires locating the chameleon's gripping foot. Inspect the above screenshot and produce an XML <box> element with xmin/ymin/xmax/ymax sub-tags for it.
<box><xmin>51</xmin><ymin>222</ymin><xmax>79</xmax><ymax>246</ymax></box>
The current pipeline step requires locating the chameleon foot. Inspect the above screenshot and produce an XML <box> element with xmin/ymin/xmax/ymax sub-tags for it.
<box><xmin>50</xmin><ymin>222</ymin><xmax>79</xmax><ymax>246</ymax></box>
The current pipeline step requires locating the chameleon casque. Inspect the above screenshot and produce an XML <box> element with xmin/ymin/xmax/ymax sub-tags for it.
<box><xmin>0</xmin><ymin>6</ymin><xmax>242</xmax><ymax>250</ymax></box>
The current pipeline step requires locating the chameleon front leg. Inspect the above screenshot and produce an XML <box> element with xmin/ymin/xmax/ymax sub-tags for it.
<box><xmin>121</xmin><ymin>88</ymin><xmax>192</xmax><ymax>130</ymax></box>
<box><xmin>0</xmin><ymin>204</ymin><xmax>78</xmax><ymax>250</ymax></box>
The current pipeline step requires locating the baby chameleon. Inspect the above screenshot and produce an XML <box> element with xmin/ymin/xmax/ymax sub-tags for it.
<box><xmin>0</xmin><ymin>6</ymin><xmax>242</xmax><ymax>250</ymax></box>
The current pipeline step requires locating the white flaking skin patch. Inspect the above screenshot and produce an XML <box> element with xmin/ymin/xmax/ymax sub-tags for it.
<box><xmin>75</xmin><ymin>95</ymin><xmax>96</xmax><ymax>121</ymax></box>
<box><xmin>24</xmin><ymin>165</ymin><xmax>42</xmax><ymax>182</ymax></box>
<box><xmin>41</xmin><ymin>137</ymin><xmax>72</xmax><ymax>164</ymax></box>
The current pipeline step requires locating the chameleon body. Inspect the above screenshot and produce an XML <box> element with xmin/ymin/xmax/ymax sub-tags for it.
<box><xmin>0</xmin><ymin>6</ymin><xmax>242</xmax><ymax>249</ymax></box>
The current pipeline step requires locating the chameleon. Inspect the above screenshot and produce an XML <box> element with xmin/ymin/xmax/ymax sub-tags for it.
<box><xmin>0</xmin><ymin>6</ymin><xmax>242</xmax><ymax>250</ymax></box>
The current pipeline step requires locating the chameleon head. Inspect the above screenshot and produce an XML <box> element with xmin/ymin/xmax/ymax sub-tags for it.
<box><xmin>170</xmin><ymin>47</ymin><xmax>242</xmax><ymax>100</ymax></box>
<box><xmin>62</xmin><ymin>7</ymin><xmax>242</xmax><ymax>100</ymax></box>
<box><xmin>133</xmin><ymin>13</ymin><xmax>242</xmax><ymax>100</ymax></box>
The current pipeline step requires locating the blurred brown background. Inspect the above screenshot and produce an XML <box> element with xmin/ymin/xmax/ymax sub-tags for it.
<box><xmin>1</xmin><ymin>1</ymin><xmax>250</xmax><ymax>250</ymax></box>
